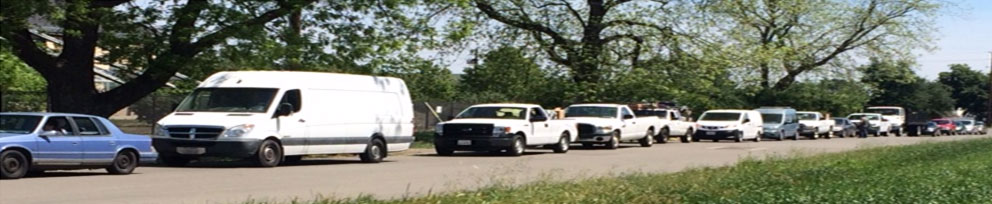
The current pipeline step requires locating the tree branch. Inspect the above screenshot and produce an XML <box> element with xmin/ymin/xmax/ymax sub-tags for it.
<box><xmin>474</xmin><ymin>0</ymin><xmax>573</xmax><ymax>45</ymax></box>
<box><xmin>4</xmin><ymin>29</ymin><xmax>58</xmax><ymax>76</ymax></box>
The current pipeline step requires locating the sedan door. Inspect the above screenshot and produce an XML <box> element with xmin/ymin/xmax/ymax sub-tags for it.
<box><xmin>33</xmin><ymin>116</ymin><xmax>83</xmax><ymax>166</ymax></box>
<box><xmin>74</xmin><ymin>117</ymin><xmax>117</xmax><ymax>165</ymax></box>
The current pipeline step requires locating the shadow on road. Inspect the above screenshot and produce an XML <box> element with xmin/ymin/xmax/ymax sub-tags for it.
<box><xmin>146</xmin><ymin>158</ymin><xmax>390</xmax><ymax>168</ymax></box>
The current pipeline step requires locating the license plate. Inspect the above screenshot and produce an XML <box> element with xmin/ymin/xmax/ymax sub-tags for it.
<box><xmin>457</xmin><ymin>140</ymin><xmax>472</xmax><ymax>146</ymax></box>
<box><xmin>176</xmin><ymin>147</ymin><xmax>206</xmax><ymax>155</ymax></box>
<box><xmin>706</xmin><ymin>131</ymin><xmax>716</xmax><ymax>136</ymax></box>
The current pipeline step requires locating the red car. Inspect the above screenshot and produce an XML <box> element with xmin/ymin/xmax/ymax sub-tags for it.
<box><xmin>931</xmin><ymin>119</ymin><xmax>957</xmax><ymax>135</ymax></box>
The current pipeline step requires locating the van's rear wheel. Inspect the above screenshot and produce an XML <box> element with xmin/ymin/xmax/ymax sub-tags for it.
<box><xmin>253</xmin><ymin>139</ymin><xmax>282</xmax><ymax>167</ymax></box>
<box><xmin>1</xmin><ymin>150</ymin><xmax>29</xmax><ymax>179</ymax></box>
<box><xmin>552</xmin><ymin>133</ymin><xmax>570</xmax><ymax>153</ymax></box>
<box><xmin>360</xmin><ymin>138</ymin><xmax>386</xmax><ymax>163</ymax></box>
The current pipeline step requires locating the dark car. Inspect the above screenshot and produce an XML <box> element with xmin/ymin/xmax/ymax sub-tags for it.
<box><xmin>832</xmin><ymin>118</ymin><xmax>857</xmax><ymax>138</ymax></box>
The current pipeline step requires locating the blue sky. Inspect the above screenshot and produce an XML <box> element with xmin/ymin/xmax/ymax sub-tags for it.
<box><xmin>915</xmin><ymin>0</ymin><xmax>991</xmax><ymax>79</ymax></box>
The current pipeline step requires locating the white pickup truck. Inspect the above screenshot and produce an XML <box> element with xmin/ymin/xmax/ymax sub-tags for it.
<box><xmin>434</xmin><ymin>104</ymin><xmax>578</xmax><ymax>156</ymax></box>
<box><xmin>797</xmin><ymin>111</ymin><xmax>834</xmax><ymax>139</ymax></box>
<box><xmin>633</xmin><ymin>108</ymin><xmax>697</xmax><ymax>143</ymax></box>
<box><xmin>564</xmin><ymin>104</ymin><xmax>659</xmax><ymax>149</ymax></box>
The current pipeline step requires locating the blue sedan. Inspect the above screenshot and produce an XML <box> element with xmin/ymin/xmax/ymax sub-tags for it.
<box><xmin>1</xmin><ymin>112</ymin><xmax>157</xmax><ymax>179</ymax></box>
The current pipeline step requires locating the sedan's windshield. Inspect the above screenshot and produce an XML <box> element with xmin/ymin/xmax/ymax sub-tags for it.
<box><xmin>699</xmin><ymin>112</ymin><xmax>741</xmax><ymax>121</ymax></box>
<box><xmin>176</xmin><ymin>88</ymin><xmax>278</xmax><ymax>113</ymax></box>
<box><xmin>848</xmin><ymin>114</ymin><xmax>880</xmax><ymax>120</ymax></box>
<box><xmin>797</xmin><ymin>113</ymin><xmax>817</xmax><ymax>120</ymax></box>
<box><xmin>761</xmin><ymin>114</ymin><xmax>783</xmax><ymax>124</ymax></box>
<box><xmin>565</xmin><ymin>107</ymin><xmax>617</xmax><ymax>118</ymax></box>
<box><xmin>0</xmin><ymin>115</ymin><xmax>42</xmax><ymax>134</ymax></box>
<box><xmin>456</xmin><ymin>107</ymin><xmax>526</xmax><ymax>119</ymax></box>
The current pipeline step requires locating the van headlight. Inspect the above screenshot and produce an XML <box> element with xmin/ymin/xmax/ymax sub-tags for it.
<box><xmin>152</xmin><ymin>124</ymin><xmax>168</xmax><ymax>137</ymax></box>
<box><xmin>222</xmin><ymin>124</ymin><xmax>255</xmax><ymax>137</ymax></box>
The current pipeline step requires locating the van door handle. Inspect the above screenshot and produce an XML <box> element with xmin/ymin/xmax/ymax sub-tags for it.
<box><xmin>298</xmin><ymin>119</ymin><xmax>306</xmax><ymax>123</ymax></box>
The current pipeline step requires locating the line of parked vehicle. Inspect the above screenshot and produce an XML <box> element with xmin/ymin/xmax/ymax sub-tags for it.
<box><xmin>1</xmin><ymin>71</ymin><xmax>988</xmax><ymax>180</ymax></box>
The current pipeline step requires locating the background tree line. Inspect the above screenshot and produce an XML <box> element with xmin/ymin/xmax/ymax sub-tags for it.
<box><xmin>1</xmin><ymin>0</ymin><xmax>988</xmax><ymax>120</ymax></box>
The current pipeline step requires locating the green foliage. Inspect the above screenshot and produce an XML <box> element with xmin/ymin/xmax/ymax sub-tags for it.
<box><xmin>459</xmin><ymin>47</ymin><xmax>547</xmax><ymax>103</ymax></box>
<box><xmin>379</xmin><ymin>58</ymin><xmax>458</xmax><ymax>101</ymax></box>
<box><xmin>859</xmin><ymin>59</ymin><xmax>955</xmax><ymax>117</ymax></box>
<box><xmin>0</xmin><ymin>46</ymin><xmax>46</xmax><ymax>92</ymax></box>
<box><xmin>938</xmin><ymin>64</ymin><xmax>989</xmax><ymax>120</ymax></box>
<box><xmin>259</xmin><ymin>138</ymin><xmax>992</xmax><ymax>204</ymax></box>
<box><xmin>758</xmin><ymin>80</ymin><xmax>872</xmax><ymax>116</ymax></box>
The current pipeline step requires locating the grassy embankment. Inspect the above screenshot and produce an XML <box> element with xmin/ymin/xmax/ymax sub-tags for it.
<box><xmin>258</xmin><ymin>137</ymin><xmax>992</xmax><ymax>203</ymax></box>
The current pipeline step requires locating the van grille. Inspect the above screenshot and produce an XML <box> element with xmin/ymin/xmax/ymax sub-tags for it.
<box><xmin>167</xmin><ymin>126</ymin><xmax>225</xmax><ymax>139</ymax></box>
<box><xmin>442</xmin><ymin>124</ymin><xmax>493</xmax><ymax>137</ymax></box>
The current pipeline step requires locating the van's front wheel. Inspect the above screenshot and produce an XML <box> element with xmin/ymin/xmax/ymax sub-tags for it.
<box><xmin>360</xmin><ymin>138</ymin><xmax>386</xmax><ymax>163</ymax></box>
<box><xmin>253</xmin><ymin>139</ymin><xmax>282</xmax><ymax>167</ymax></box>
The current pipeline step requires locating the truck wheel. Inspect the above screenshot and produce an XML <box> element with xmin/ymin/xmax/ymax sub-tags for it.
<box><xmin>1</xmin><ymin>150</ymin><xmax>29</xmax><ymax>179</ymax></box>
<box><xmin>691</xmin><ymin>136</ymin><xmax>700</xmax><ymax>142</ymax></box>
<box><xmin>253</xmin><ymin>139</ymin><xmax>282</xmax><ymax>167</ymax></box>
<box><xmin>810</xmin><ymin>129</ymin><xmax>819</xmax><ymax>140</ymax></box>
<box><xmin>792</xmin><ymin>132</ymin><xmax>800</xmax><ymax>140</ymax></box>
<box><xmin>658</xmin><ymin>128</ymin><xmax>670</xmax><ymax>144</ymax></box>
<box><xmin>360</xmin><ymin>138</ymin><xmax>386</xmax><ymax>163</ymax></box>
<box><xmin>681</xmin><ymin>129</ymin><xmax>694</xmax><ymax>143</ymax></box>
<box><xmin>552</xmin><ymin>133</ymin><xmax>570</xmax><ymax>153</ymax></box>
<box><xmin>159</xmin><ymin>155</ymin><xmax>191</xmax><ymax>167</ymax></box>
<box><xmin>777</xmin><ymin>131</ymin><xmax>785</xmax><ymax>141</ymax></box>
<box><xmin>106</xmin><ymin>151</ymin><xmax>138</xmax><ymax>175</ymax></box>
<box><xmin>606</xmin><ymin>132</ymin><xmax>621</xmax><ymax>149</ymax></box>
<box><xmin>895</xmin><ymin>128</ymin><xmax>903</xmax><ymax>137</ymax></box>
<box><xmin>734</xmin><ymin>131</ymin><xmax>743</xmax><ymax>143</ymax></box>
<box><xmin>824</xmin><ymin>128</ymin><xmax>833</xmax><ymax>139</ymax></box>
<box><xmin>435</xmin><ymin>146</ymin><xmax>454</xmax><ymax>156</ymax></box>
<box><xmin>639</xmin><ymin>130</ymin><xmax>654</xmax><ymax>147</ymax></box>
<box><xmin>506</xmin><ymin>135</ymin><xmax>526</xmax><ymax>156</ymax></box>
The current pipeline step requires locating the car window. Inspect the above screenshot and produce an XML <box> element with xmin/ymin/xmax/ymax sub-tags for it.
<box><xmin>669</xmin><ymin>112</ymin><xmax>678</xmax><ymax>120</ymax></box>
<box><xmin>280</xmin><ymin>89</ymin><xmax>302</xmax><ymax>112</ymax></box>
<box><xmin>620</xmin><ymin>107</ymin><xmax>633</xmax><ymax>118</ymax></box>
<box><xmin>90</xmin><ymin>117</ymin><xmax>111</xmax><ymax>135</ymax></box>
<box><xmin>72</xmin><ymin>117</ymin><xmax>104</xmax><ymax>136</ymax></box>
<box><xmin>530</xmin><ymin>108</ymin><xmax>548</xmax><ymax>120</ymax></box>
<box><xmin>42</xmin><ymin>116</ymin><xmax>73</xmax><ymax>135</ymax></box>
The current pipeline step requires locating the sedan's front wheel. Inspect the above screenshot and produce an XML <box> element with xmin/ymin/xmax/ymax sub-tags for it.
<box><xmin>107</xmin><ymin>151</ymin><xmax>138</xmax><ymax>175</ymax></box>
<box><xmin>0</xmin><ymin>150</ymin><xmax>29</xmax><ymax>179</ymax></box>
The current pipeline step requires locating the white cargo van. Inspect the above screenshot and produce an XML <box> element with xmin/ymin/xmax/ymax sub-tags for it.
<box><xmin>152</xmin><ymin>71</ymin><xmax>414</xmax><ymax>167</ymax></box>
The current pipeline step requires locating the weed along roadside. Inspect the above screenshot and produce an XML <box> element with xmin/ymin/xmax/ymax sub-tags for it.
<box><xmin>270</xmin><ymin>137</ymin><xmax>992</xmax><ymax>204</ymax></box>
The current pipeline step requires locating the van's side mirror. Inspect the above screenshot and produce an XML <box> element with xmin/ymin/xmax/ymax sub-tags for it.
<box><xmin>39</xmin><ymin>130</ymin><xmax>59</xmax><ymax>137</ymax></box>
<box><xmin>275</xmin><ymin>103</ymin><xmax>294</xmax><ymax>117</ymax></box>
<box><xmin>743</xmin><ymin>119</ymin><xmax>751</xmax><ymax>124</ymax></box>
<box><xmin>622</xmin><ymin>115</ymin><xmax>634</xmax><ymax>120</ymax></box>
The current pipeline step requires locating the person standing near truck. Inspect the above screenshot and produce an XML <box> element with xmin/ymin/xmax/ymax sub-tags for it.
<box><xmin>858</xmin><ymin>116</ymin><xmax>871</xmax><ymax>138</ymax></box>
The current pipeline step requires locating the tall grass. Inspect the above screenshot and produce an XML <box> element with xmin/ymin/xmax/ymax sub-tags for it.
<box><xmin>256</xmin><ymin>138</ymin><xmax>992</xmax><ymax>204</ymax></box>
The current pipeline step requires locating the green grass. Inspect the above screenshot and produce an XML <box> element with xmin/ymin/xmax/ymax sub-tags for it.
<box><xmin>410</xmin><ymin>131</ymin><xmax>435</xmax><ymax>149</ymax></box>
<box><xmin>253</xmin><ymin>138</ymin><xmax>992</xmax><ymax>204</ymax></box>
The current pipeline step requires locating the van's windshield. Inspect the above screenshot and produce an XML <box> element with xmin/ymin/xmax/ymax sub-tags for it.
<box><xmin>699</xmin><ymin>112</ymin><xmax>741</xmax><ymax>121</ymax></box>
<box><xmin>761</xmin><ymin>113</ymin><xmax>783</xmax><ymax>124</ymax></box>
<box><xmin>176</xmin><ymin>88</ymin><xmax>278</xmax><ymax>113</ymax></box>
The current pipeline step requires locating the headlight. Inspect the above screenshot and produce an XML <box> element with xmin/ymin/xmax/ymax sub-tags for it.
<box><xmin>597</xmin><ymin>126</ymin><xmax>613</xmax><ymax>133</ymax></box>
<box><xmin>724</xmin><ymin>124</ymin><xmax>738</xmax><ymax>129</ymax></box>
<box><xmin>435</xmin><ymin>124</ymin><xmax>444</xmax><ymax>134</ymax></box>
<box><xmin>493</xmin><ymin>126</ymin><xmax>512</xmax><ymax>136</ymax></box>
<box><xmin>222</xmin><ymin>124</ymin><xmax>255</xmax><ymax>137</ymax></box>
<box><xmin>152</xmin><ymin>124</ymin><xmax>168</xmax><ymax>137</ymax></box>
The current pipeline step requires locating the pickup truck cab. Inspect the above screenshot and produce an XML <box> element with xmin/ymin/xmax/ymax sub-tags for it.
<box><xmin>797</xmin><ymin>111</ymin><xmax>833</xmax><ymax>139</ymax></box>
<box><xmin>848</xmin><ymin>113</ymin><xmax>891</xmax><ymax>137</ymax></box>
<box><xmin>634</xmin><ymin>109</ymin><xmax>696</xmax><ymax>143</ymax></box>
<box><xmin>565</xmin><ymin>104</ymin><xmax>658</xmax><ymax>149</ymax></box>
<box><xmin>693</xmin><ymin>110</ymin><xmax>763</xmax><ymax>142</ymax></box>
<box><xmin>866</xmin><ymin>106</ymin><xmax>907</xmax><ymax>136</ymax></box>
<box><xmin>434</xmin><ymin>104</ymin><xmax>577</xmax><ymax>156</ymax></box>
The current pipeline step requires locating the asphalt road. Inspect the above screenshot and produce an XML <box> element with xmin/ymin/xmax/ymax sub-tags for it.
<box><xmin>2</xmin><ymin>134</ymin><xmax>990</xmax><ymax>204</ymax></box>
